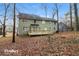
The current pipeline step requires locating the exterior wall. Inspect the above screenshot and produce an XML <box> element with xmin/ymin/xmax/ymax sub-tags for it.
<box><xmin>18</xmin><ymin>19</ymin><xmax>34</xmax><ymax>35</ymax></box>
<box><xmin>18</xmin><ymin>19</ymin><xmax>57</xmax><ymax>35</ymax></box>
<box><xmin>33</xmin><ymin>20</ymin><xmax>57</xmax><ymax>33</ymax></box>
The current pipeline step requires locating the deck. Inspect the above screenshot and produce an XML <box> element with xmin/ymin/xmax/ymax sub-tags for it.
<box><xmin>28</xmin><ymin>31</ymin><xmax>55</xmax><ymax>35</ymax></box>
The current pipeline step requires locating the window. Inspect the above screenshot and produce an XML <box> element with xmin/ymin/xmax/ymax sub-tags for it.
<box><xmin>54</xmin><ymin>27</ymin><xmax>55</xmax><ymax>30</ymax></box>
<box><xmin>22</xmin><ymin>19</ymin><xmax>27</xmax><ymax>22</ymax></box>
<box><xmin>42</xmin><ymin>21</ymin><xmax>45</xmax><ymax>24</ymax></box>
<box><xmin>30</xmin><ymin>24</ymin><xmax>39</xmax><ymax>32</ymax></box>
<box><xmin>23</xmin><ymin>27</ymin><xmax>28</xmax><ymax>32</ymax></box>
<box><xmin>34</xmin><ymin>20</ymin><xmax>36</xmax><ymax>23</ymax></box>
<box><xmin>54</xmin><ymin>22</ymin><xmax>56</xmax><ymax>25</ymax></box>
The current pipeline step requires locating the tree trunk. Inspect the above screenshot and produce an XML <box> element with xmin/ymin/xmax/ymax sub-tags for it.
<box><xmin>12</xmin><ymin>3</ymin><xmax>16</xmax><ymax>43</ymax></box>
<box><xmin>3</xmin><ymin>4</ymin><xmax>10</xmax><ymax>37</ymax></box>
<box><xmin>70</xmin><ymin>3</ymin><xmax>73</xmax><ymax>31</ymax></box>
<box><xmin>3</xmin><ymin>16</ymin><xmax>6</xmax><ymax>37</ymax></box>
<box><xmin>3</xmin><ymin>5</ymin><xmax>7</xmax><ymax>37</ymax></box>
<box><xmin>43</xmin><ymin>4</ymin><xmax>47</xmax><ymax>18</ymax></box>
<box><xmin>73</xmin><ymin>3</ymin><xmax>79</xmax><ymax>31</ymax></box>
<box><xmin>55</xmin><ymin>4</ymin><xmax>59</xmax><ymax>32</ymax></box>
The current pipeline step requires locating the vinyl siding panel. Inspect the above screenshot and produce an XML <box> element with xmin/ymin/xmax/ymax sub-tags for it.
<box><xmin>18</xmin><ymin>19</ymin><xmax>57</xmax><ymax>35</ymax></box>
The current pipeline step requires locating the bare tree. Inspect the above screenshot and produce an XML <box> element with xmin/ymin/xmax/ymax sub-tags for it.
<box><xmin>54</xmin><ymin>4</ymin><xmax>59</xmax><ymax>32</ymax></box>
<box><xmin>12</xmin><ymin>3</ymin><xmax>16</xmax><ymax>43</ymax></box>
<box><xmin>41</xmin><ymin>4</ymin><xmax>48</xmax><ymax>18</ymax></box>
<box><xmin>3</xmin><ymin>3</ymin><xmax>10</xmax><ymax>37</ymax></box>
<box><xmin>52</xmin><ymin>8</ymin><xmax>56</xmax><ymax>19</ymax></box>
<box><xmin>69</xmin><ymin>3</ymin><xmax>73</xmax><ymax>31</ymax></box>
<box><xmin>73</xmin><ymin>3</ymin><xmax>79</xmax><ymax>31</ymax></box>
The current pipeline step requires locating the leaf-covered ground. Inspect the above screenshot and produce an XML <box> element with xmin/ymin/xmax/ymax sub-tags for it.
<box><xmin>0</xmin><ymin>32</ymin><xmax>79</xmax><ymax>56</ymax></box>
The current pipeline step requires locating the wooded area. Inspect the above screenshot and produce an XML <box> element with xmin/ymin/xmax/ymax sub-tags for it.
<box><xmin>0</xmin><ymin>3</ymin><xmax>79</xmax><ymax>56</ymax></box>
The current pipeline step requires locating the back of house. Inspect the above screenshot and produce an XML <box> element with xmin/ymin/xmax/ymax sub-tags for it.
<box><xmin>17</xmin><ymin>13</ymin><xmax>58</xmax><ymax>36</ymax></box>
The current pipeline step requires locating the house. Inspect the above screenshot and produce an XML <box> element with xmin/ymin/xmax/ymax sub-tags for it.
<box><xmin>59</xmin><ymin>22</ymin><xmax>71</xmax><ymax>32</ymax></box>
<box><xmin>17</xmin><ymin>13</ymin><xmax>58</xmax><ymax>36</ymax></box>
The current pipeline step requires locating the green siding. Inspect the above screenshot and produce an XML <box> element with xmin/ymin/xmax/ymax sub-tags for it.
<box><xmin>18</xmin><ymin>19</ymin><xmax>57</xmax><ymax>35</ymax></box>
<box><xmin>36</xmin><ymin>21</ymin><xmax>57</xmax><ymax>32</ymax></box>
<box><xmin>18</xmin><ymin>19</ymin><xmax>34</xmax><ymax>35</ymax></box>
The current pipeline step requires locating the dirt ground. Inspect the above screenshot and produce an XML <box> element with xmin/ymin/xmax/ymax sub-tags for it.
<box><xmin>0</xmin><ymin>32</ymin><xmax>79</xmax><ymax>56</ymax></box>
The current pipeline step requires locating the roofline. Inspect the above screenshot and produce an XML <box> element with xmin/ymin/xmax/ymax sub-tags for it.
<box><xmin>18</xmin><ymin>13</ymin><xmax>57</xmax><ymax>22</ymax></box>
<box><xmin>19</xmin><ymin>18</ymin><xmax>57</xmax><ymax>22</ymax></box>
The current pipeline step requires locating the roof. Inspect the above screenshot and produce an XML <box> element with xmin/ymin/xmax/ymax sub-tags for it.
<box><xmin>18</xmin><ymin>13</ymin><xmax>57</xmax><ymax>22</ymax></box>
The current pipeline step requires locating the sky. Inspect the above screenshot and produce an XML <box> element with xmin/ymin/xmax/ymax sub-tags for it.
<box><xmin>0</xmin><ymin>3</ymin><xmax>69</xmax><ymax>25</ymax></box>
<box><xmin>16</xmin><ymin>3</ymin><xmax>69</xmax><ymax>18</ymax></box>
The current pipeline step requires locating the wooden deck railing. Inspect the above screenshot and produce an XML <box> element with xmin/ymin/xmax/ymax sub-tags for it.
<box><xmin>28</xmin><ymin>30</ymin><xmax>56</xmax><ymax>35</ymax></box>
